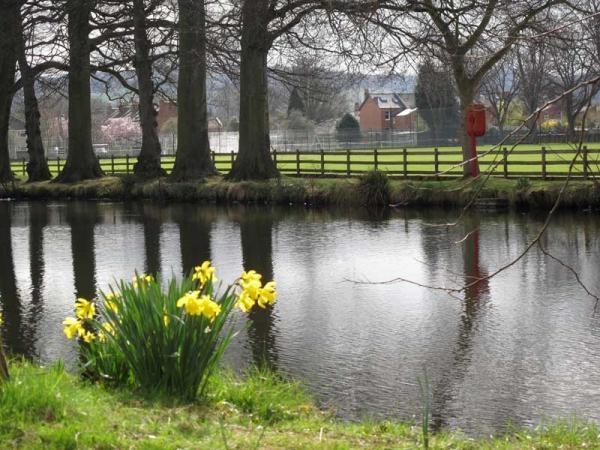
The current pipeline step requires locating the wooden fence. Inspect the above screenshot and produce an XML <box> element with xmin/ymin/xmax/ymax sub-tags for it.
<box><xmin>11</xmin><ymin>146</ymin><xmax>600</xmax><ymax>180</ymax></box>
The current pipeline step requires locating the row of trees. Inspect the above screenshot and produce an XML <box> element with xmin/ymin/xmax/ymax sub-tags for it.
<box><xmin>479</xmin><ymin>18</ymin><xmax>600</xmax><ymax>138</ymax></box>
<box><xmin>0</xmin><ymin>0</ymin><xmax>597</xmax><ymax>182</ymax></box>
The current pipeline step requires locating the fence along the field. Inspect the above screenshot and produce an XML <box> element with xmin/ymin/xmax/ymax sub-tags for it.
<box><xmin>13</xmin><ymin>146</ymin><xmax>600</xmax><ymax>179</ymax></box>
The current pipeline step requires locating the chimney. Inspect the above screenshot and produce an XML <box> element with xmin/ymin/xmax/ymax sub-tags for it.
<box><xmin>364</xmin><ymin>88</ymin><xmax>370</xmax><ymax>100</ymax></box>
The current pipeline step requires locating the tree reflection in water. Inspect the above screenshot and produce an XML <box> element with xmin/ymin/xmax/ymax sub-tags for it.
<box><xmin>174</xmin><ymin>206</ymin><xmax>213</xmax><ymax>276</ymax></box>
<box><xmin>430</xmin><ymin>213</ymin><xmax>490</xmax><ymax>431</ymax></box>
<box><xmin>238</xmin><ymin>207</ymin><xmax>279</xmax><ymax>370</ymax></box>
<box><xmin>66</xmin><ymin>202</ymin><xmax>99</xmax><ymax>301</ymax></box>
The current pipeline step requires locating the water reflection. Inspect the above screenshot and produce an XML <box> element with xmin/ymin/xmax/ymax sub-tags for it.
<box><xmin>236</xmin><ymin>207</ymin><xmax>279</xmax><ymax>369</ymax></box>
<box><xmin>174</xmin><ymin>205</ymin><xmax>213</xmax><ymax>275</ymax></box>
<box><xmin>141</xmin><ymin>203</ymin><xmax>163</xmax><ymax>276</ymax></box>
<box><xmin>0</xmin><ymin>202</ymin><xmax>599</xmax><ymax>434</ymax></box>
<box><xmin>66</xmin><ymin>203</ymin><xmax>98</xmax><ymax>300</ymax></box>
<box><xmin>430</xmin><ymin>214</ymin><xmax>491</xmax><ymax>431</ymax></box>
<box><xmin>26</xmin><ymin>203</ymin><xmax>48</xmax><ymax>355</ymax></box>
<box><xmin>0</xmin><ymin>203</ymin><xmax>27</xmax><ymax>356</ymax></box>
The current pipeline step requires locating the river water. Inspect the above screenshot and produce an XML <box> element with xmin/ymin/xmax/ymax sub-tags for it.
<box><xmin>1</xmin><ymin>200</ymin><xmax>599</xmax><ymax>434</ymax></box>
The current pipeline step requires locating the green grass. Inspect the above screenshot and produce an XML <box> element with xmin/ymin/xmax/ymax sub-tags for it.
<box><xmin>10</xmin><ymin>143</ymin><xmax>600</xmax><ymax>179</ymax></box>
<box><xmin>0</xmin><ymin>361</ymin><xmax>599</xmax><ymax>449</ymax></box>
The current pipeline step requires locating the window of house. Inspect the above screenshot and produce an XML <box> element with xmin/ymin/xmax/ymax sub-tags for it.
<box><xmin>384</xmin><ymin>111</ymin><xmax>391</xmax><ymax>120</ymax></box>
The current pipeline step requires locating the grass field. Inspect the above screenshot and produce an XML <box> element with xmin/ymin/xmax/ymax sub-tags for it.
<box><xmin>2</xmin><ymin>361</ymin><xmax>600</xmax><ymax>449</ymax></box>
<box><xmin>10</xmin><ymin>143</ymin><xmax>600</xmax><ymax>179</ymax></box>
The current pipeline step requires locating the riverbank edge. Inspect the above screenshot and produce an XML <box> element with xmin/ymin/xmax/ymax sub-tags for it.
<box><xmin>2</xmin><ymin>176</ymin><xmax>600</xmax><ymax>210</ymax></box>
<box><xmin>1</xmin><ymin>361</ymin><xmax>598</xmax><ymax>449</ymax></box>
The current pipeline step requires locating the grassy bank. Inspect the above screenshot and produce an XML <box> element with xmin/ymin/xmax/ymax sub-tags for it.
<box><xmin>1</xmin><ymin>361</ymin><xmax>598</xmax><ymax>449</ymax></box>
<box><xmin>2</xmin><ymin>175</ymin><xmax>600</xmax><ymax>210</ymax></box>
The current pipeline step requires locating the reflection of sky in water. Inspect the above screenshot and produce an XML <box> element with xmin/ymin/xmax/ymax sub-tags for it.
<box><xmin>1</xmin><ymin>201</ymin><xmax>600</xmax><ymax>434</ymax></box>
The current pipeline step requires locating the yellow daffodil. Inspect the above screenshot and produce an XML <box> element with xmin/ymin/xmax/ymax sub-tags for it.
<box><xmin>0</xmin><ymin>312</ymin><xmax>3</xmax><ymax>326</ymax></box>
<box><xmin>63</xmin><ymin>317</ymin><xmax>83</xmax><ymax>340</ymax></box>
<box><xmin>104</xmin><ymin>293</ymin><xmax>119</xmax><ymax>313</ymax></box>
<box><xmin>102</xmin><ymin>322</ymin><xmax>115</xmax><ymax>336</ymax></box>
<box><xmin>132</xmin><ymin>274</ymin><xmax>153</xmax><ymax>289</ymax></box>
<box><xmin>202</xmin><ymin>299</ymin><xmax>221</xmax><ymax>321</ymax></box>
<box><xmin>192</xmin><ymin>261</ymin><xmax>217</xmax><ymax>285</ymax></box>
<box><xmin>177</xmin><ymin>291</ymin><xmax>202</xmax><ymax>314</ymax></box>
<box><xmin>240</xmin><ymin>270</ymin><xmax>262</xmax><ymax>288</ymax></box>
<box><xmin>257</xmin><ymin>281</ymin><xmax>277</xmax><ymax>308</ymax></box>
<box><xmin>81</xmin><ymin>331</ymin><xmax>96</xmax><ymax>343</ymax></box>
<box><xmin>163</xmin><ymin>314</ymin><xmax>170</xmax><ymax>327</ymax></box>
<box><xmin>236</xmin><ymin>290</ymin><xmax>256</xmax><ymax>313</ymax></box>
<box><xmin>75</xmin><ymin>298</ymin><xmax>95</xmax><ymax>320</ymax></box>
<box><xmin>177</xmin><ymin>291</ymin><xmax>221</xmax><ymax>320</ymax></box>
<box><xmin>97</xmin><ymin>331</ymin><xmax>107</xmax><ymax>342</ymax></box>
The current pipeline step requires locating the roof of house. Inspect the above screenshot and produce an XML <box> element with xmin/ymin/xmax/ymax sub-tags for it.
<box><xmin>371</xmin><ymin>93</ymin><xmax>406</xmax><ymax>110</ymax></box>
<box><xmin>358</xmin><ymin>91</ymin><xmax>416</xmax><ymax>112</ymax></box>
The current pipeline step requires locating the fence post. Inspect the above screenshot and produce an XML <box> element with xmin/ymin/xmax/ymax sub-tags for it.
<box><xmin>211</xmin><ymin>151</ymin><xmax>216</xmax><ymax>165</ymax></box>
<box><xmin>231</xmin><ymin>151</ymin><xmax>235</xmax><ymax>171</ymax></box>
<box><xmin>22</xmin><ymin>158</ymin><xmax>26</xmax><ymax>176</ymax></box>
<box><xmin>503</xmin><ymin>147</ymin><xmax>508</xmax><ymax>179</ymax></box>
<box><xmin>583</xmin><ymin>145</ymin><xmax>589</xmax><ymax>180</ymax></box>
<box><xmin>296</xmin><ymin>149</ymin><xmax>300</xmax><ymax>176</ymax></box>
<box><xmin>434</xmin><ymin>147</ymin><xmax>439</xmax><ymax>178</ymax></box>
<box><xmin>111</xmin><ymin>155</ymin><xmax>115</xmax><ymax>174</ymax></box>
<box><xmin>403</xmin><ymin>148</ymin><xmax>408</xmax><ymax>179</ymax></box>
<box><xmin>374</xmin><ymin>148</ymin><xmax>378</xmax><ymax>171</ymax></box>
<box><xmin>346</xmin><ymin>148</ymin><xmax>351</xmax><ymax>177</ymax></box>
<box><xmin>57</xmin><ymin>156</ymin><xmax>61</xmax><ymax>174</ymax></box>
<box><xmin>126</xmin><ymin>154</ymin><xmax>130</xmax><ymax>174</ymax></box>
<box><xmin>541</xmin><ymin>146</ymin><xmax>547</xmax><ymax>180</ymax></box>
<box><xmin>320</xmin><ymin>149</ymin><xmax>325</xmax><ymax>176</ymax></box>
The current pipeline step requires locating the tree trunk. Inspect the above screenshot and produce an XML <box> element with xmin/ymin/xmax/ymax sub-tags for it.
<box><xmin>15</xmin><ymin>9</ymin><xmax>52</xmax><ymax>182</ymax></box>
<box><xmin>55</xmin><ymin>0</ymin><xmax>103</xmax><ymax>183</ymax></box>
<box><xmin>458</xmin><ymin>86</ymin><xmax>478</xmax><ymax>178</ymax></box>
<box><xmin>170</xmin><ymin>0</ymin><xmax>216</xmax><ymax>181</ymax></box>
<box><xmin>228</xmin><ymin>0</ymin><xmax>278</xmax><ymax>181</ymax></box>
<box><xmin>565</xmin><ymin>94</ymin><xmax>576</xmax><ymax>142</ymax></box>
<box><xmin>0</xmin><ymin>2</ymin><xmax>17</xmax><ymax>183</ymax></box>
<box><xmin>132</xmin><ymin>0</ymin><xmax>165</xmax><ymax>179</ymax></box>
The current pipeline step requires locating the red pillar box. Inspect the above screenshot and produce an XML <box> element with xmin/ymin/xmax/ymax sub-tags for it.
<box><xmin>465</xmin><ymin>103</ymin><xmax>487</xmax><ymax>177</ymax></box>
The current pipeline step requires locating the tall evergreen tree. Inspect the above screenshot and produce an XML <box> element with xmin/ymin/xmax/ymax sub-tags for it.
<box><xmin>287</xmin><ymin>87</ymin><xmax>305</xmax><ymax>117</ymax></box>
<box><xmin>415</xmin><ymin>60</ymin><xmax>459</xmax><ymax>141</ymax></box>
<box><xmin>336</xmin><ymin>113</ymin><xmax>360</xmax><ymax>141</ymax></box>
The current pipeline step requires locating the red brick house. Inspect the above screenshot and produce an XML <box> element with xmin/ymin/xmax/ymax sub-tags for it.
<box><xmin>356</xmin><ymin>90</ymin><xmax>417</xmax><ymax>132</ymax></box>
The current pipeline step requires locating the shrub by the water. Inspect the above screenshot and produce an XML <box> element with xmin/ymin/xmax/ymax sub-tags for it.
<box><xmin>62</xmin><ymin>262</ymin><xmax>277</xmax><ymax>400</ymax></box>
<box><xmin>516</xmin><ymin>177</ymin><xmax>532</xmax><ymax>191</ymax></box>
<box><xmin>358</xmin><ymin>170</ymin><xmax>391</xmax><ymax>206</ymax></box>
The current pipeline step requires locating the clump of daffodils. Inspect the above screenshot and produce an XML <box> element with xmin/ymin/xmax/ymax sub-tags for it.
<box><xmin>61</xmin><ymin>262</ymin><xmax>278</xmax><ymax>400</ymax></box>
<box><xmin>62</xmin><ymin>298</ymin><xmax>98</xmax><ymax>343</ymax></box>
<box><xmin>236</xmin><ymin>270</ymin><xmax>277</xmax><ymax>313</ymax></box>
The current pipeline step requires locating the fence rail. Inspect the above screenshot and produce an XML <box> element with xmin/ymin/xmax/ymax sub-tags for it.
<box><xmin>10</xmin><ymin>146</ymin><xmax>600</xmax><ymax>180</ymax></box>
